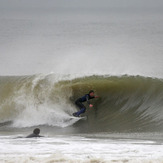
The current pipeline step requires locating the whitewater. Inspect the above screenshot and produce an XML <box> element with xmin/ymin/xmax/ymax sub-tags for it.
<box><xmin>0</xmin><ymin>74</ymin><xmax>163</xmax><ymax>131</ymax></box>
<box><xmin>0</xmin><ymin>0</ymin><xmax>163</xmax><ymax>162</ymax></box>
<box><xmin>0</xmin><ymin>74</ymin><xmax>163</xmax><ymax>162</ymax></box>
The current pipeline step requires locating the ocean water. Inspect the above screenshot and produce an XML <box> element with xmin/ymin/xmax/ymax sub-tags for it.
<box><xmin>0</xmin><ymin>74</ymin><xmax>163</xmax><ymax>162</ymax></box>
<box><xmin>0</xmin><ymin>0</ymin><xmax>163</xmax><ymax>162</ymax></box>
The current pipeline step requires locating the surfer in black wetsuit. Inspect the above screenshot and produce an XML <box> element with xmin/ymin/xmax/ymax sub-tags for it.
<box><xmin>26</xmin><ymin>128</ymin><xmax>43</xmax><ymax>138</ymax></box>
<box><xmin>73</xmin><ymin>90</ymin><xmax>99</xmax><ymax>117</ymax></box>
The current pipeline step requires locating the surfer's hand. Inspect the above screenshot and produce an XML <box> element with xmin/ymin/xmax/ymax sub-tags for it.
<box><xmin>89</xmin><ymin>104</ymin><xmax>93</xmax><ymax>108</ymax></box>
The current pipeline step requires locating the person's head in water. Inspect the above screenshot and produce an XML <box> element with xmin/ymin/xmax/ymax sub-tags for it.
<box><xmin>33</xmin><ymin>128</ymin><xmax>40</xmax><ymax>135</ymax></box>
<box><xmin>26</xmin><ymin>128</ymin><xmax>43</xmax><ymax>138</ymax></box>
<box><xmin>89</xmin><ymin>90</ymin><xmax>95</xmax><ymax>97</ymax></box>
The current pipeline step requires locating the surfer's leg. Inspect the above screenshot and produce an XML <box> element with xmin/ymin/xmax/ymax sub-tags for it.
<box><xmin>73</xmin><ymin>101</ymin><xmax>86</xmax><ymax>117</ymax></box>
<box><xmin>76</xmin><ymin>108</ymin><xmax>86</xmax><ymax>116</ymax></box>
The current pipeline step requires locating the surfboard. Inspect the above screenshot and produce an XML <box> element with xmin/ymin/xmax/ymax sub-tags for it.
<box><xmin>70</xmin><ymin>115</ymin><xmax>87</xmax><ymax>120</ymax></box>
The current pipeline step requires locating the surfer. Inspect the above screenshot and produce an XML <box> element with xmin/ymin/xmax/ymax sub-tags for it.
<box><xmin>73</xmin><ymin>90</ymin><xmax>99</xmax><ymax>117</ymax></box>
<box><xmin>26</xmin><ymin>128</ymin><xmax>43</xmax><ymax>138</ymax></box>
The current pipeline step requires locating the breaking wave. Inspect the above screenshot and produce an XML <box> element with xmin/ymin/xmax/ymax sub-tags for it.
<box><xmin>0</xmin><ymin>74</ymin><xmax>163</xmax><ymax>132</ymax></box>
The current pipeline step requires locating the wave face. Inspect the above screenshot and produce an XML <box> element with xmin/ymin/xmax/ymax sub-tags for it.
<box><xmin>0</xmin><ymin>74</ymin><xmax>163</xmax><ymax>132</ymax></box>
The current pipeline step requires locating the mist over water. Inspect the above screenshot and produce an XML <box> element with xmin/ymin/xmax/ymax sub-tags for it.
<box><xmin>0</xmin><ymin>0</ymin><xmax>163</xmax><ymax>77</ymax></box>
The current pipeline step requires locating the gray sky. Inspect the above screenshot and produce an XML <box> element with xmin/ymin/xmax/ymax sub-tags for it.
<box><xmin>0</xmin><ymin>0</ymin><xmax>163</xmax><ymax>12</ymax></box>
<box><xmin>0</xmin><ymin>0</ymin><xmax>163</xmax><ymax>77</ymax></box>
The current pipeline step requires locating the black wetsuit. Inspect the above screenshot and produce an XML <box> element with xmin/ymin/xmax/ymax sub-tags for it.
<box><xmin>74</xmin><ymin>94</ymin><xmax>95</xmax><ymax>116</ymax></box>
<box><xmin>26</xmin><ymin>134</ymin><xmax>43</xmax><ymax>138</ymax></box>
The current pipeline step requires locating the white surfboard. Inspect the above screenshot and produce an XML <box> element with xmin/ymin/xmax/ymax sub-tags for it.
<box><xmin>69</xmin><ymin>116</ymin><xmax>87</xmax><ymax>120</ymax></box>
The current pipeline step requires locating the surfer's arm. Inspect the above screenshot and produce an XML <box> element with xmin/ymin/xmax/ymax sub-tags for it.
<box><xmin>86</xmin><ymin>95</ymin><xmax>93</xmax><ymax>107</ymax></box>
<box><xmin>86</xmin><ymin>95</ymin><xmax>90</xmax><ymax>105</ymax></box>
<box><xmin>95</xmin><ymin>96</ymin><xmax>99</xmax><ymax>98</ymax></box>
<box><xmin>86</xmin><ymin>95</ymin><xmax>94</xmax><ymax>107</ymax></box>
<box><xmin>89</xmin><ymin>104</ymin><xmax>93</xmax><ymax>107</ymax></box>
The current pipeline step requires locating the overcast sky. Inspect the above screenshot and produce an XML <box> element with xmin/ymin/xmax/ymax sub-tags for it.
<box><xmin>0</xmin><ymin>0</ymin><xmax>163</xmax><ymax>76</ymax></box>
<box><xmin>0</xmin><ymin>0</ymin><xmax>163</xmax><ymax>12</ymax></box>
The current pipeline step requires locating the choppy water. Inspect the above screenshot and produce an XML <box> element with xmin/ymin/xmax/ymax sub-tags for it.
<box><xmin>0</xmin><ymin>74</ymin><xmax>163</xmax><ymax>162</ymax></box>
<box><xmin>0</xmin><ymin>131</ymin><xmax>163</xmax><ymax>163</ymax></box>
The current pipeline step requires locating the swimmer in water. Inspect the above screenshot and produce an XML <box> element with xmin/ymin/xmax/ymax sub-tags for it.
<box><xmin>26</xmin><ymin>128</ymin><xmax>43</xmax><ymax>138</ymax></box>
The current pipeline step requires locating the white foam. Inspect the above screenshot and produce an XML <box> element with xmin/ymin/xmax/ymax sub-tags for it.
<box><xmin>4</xmin><ymin>73</ymin><xmax>79</xmax><ymax>128</ymax></box>
<box><xmin>0</xmin><ymin>135</ymin><xmax>163</xmax><ymax>163</ymax></box>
